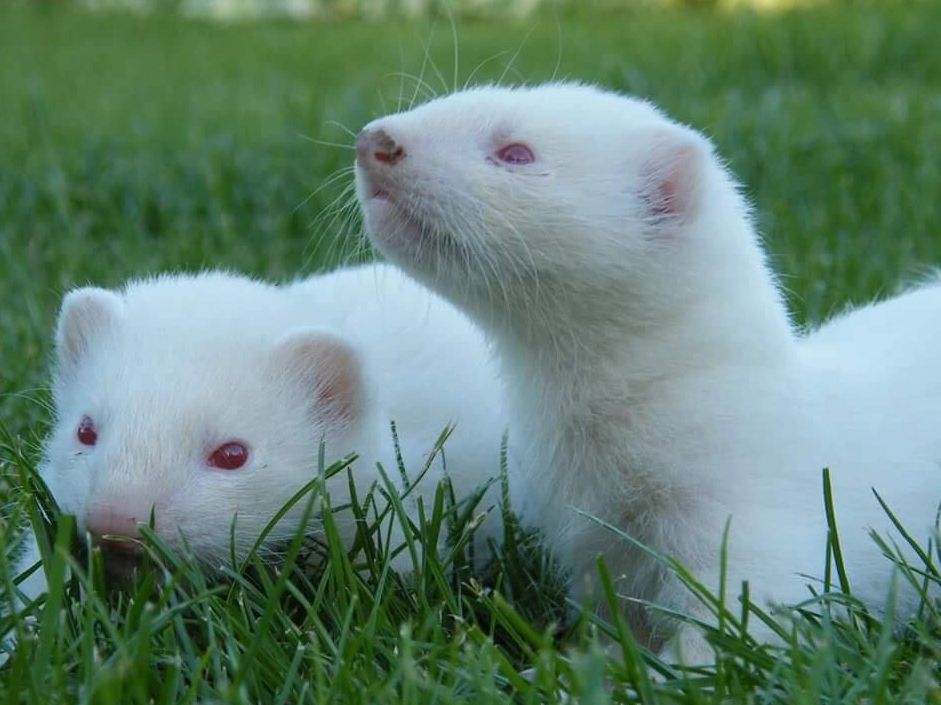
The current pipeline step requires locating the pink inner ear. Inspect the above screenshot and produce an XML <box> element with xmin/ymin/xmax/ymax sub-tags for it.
<box><xmin>275</xmin><ymin>329</ymin><xmax>364</xmax><ymax>431</ymax></box>
<box><xmin>316</xmin><ymin>359</ymin><xmax>360</xmax><ymax>427</ymax></box>
<box><xmin>651</xmin><ymin>170</ymin><xmax>683</xmax><ymax>217</ymax></box>
<box><xmin>641</xmin><ymin>137</ymin><xmax>703</xmax><ymax>224</ymax></box>
<box><xmin>57</xmin><ymin>287</ymin><xmax>123</xmax><ymax>371</ymax></box>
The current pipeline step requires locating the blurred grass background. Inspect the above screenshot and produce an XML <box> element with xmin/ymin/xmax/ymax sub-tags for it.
<box><xmin>2</xmin><ymin>0</ymin><xmax>940</xmax><ymax>437</ymax></box>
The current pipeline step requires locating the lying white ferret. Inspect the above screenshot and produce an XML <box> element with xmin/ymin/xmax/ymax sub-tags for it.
<box><xmin>353</xmin><ymin>82</ymin><xmax>941</xmax><ymax>660</ymax></box>
<box><xmin>15</xmin><ymin>264</ymin><xmax>507</xmax><ymax>602</ymax></box>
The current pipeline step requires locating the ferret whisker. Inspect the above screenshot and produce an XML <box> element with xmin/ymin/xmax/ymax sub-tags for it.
<box><xmin>306</xmin><ymin>183</ymin><xmax>361</xmax><ymax>268</ymax></box>
<box><xmin>457</xmin><ymin>195</ymin><xmax>522</xmax><ymax>310</ymax></box>
<box><xmin>296</xmin><ymin>133</ymin><xmax>355</xmax><ymax>151</ymax></box>
<box><xmin>386</xmin><ymin>72</ymin><xmax>439</xmax><ymax>109</ymax></box>
<box><xmin>306</xmin><ymin>186</ymin><xmax>358</xmax><ymax>250</ymax></box>
<box><xmin>334</xmin><ymin>214</ymin><xmax>366</xmax><ymax>266</ymax></box>
<box><xmin>295</xmin><ymin>166</ymin><xmax>356</xmax><ymax>214</ymax></box>
<box><xmin>395</xmin><ymin>44</ymin><xmax>407</xmax><ymax>113</ymax></box>
<box><xmin>496</xmin><ymin>24</ymin><xmax>537</xmax><ymax>88</ymax></box>
<box><xmin>459</xmin><ymin>201</ymin><xmax>508</xmax><ymax>315</ymax></box>
<box><xmin>463</xmin><ymin>50</ymin><xmax>513</xmax><ymax>91</ymax></box>
<box><xmin>443</xmin><ymin>3</ymin><xmax>460</xmax><ymax>94</ymax></box>
<box><xmin>418</xmin><ymin>22</ymin><xmax>450</xmax><ymax>99</ymax></box>
<box><xmin>549</xmin><ymin>11</ymin><xmax>565</xmax><ymax>84</ymax></box>
<box><xmin>310</xmin><ymin>180</ymin><xmax>359</xmax><ymax>229</ymax></box>
<box><xmin>485</xmin><ymin>203</ymin><xmax>541</xmax><ymax>295</ymax></box>
<box><xmin>408</xmin><ymin>33</ymin><xmax>437</xmax><ymax>110</ymax></box>
<box><xmin>458</xmin><ymin>215</ymin><xmax>508</xmax><ymax>318</ymax></box>
<box><xmin>324</xmin><ymin>120</ymin><xmax>358</xmax><ymax>140</ymax></box>
<box><xmin>352</xmin><ymin>218</ymin><xmax>374</xmax><ymax>264</ymax></box>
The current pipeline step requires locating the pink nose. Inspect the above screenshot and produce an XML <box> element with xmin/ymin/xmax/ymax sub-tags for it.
<box><xmin>85</xmin><ymin>504</ymin><xmax>151</xmax><ymax>552</ymax></box>
<box><xmin>356</xmin><ymin>127</ymin><xmax>405</xmax><ymax>167</ymax></box>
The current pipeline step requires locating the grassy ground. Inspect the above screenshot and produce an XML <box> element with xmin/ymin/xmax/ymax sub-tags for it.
<box><xmin>2</xmin><ymin>1</ymin><xmax>941</xmax><ymax>702</ymax></box>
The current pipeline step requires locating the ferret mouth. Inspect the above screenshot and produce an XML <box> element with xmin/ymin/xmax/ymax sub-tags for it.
<box><xmin>361</xmin><ymin>190</ymin><xmax>429</xmax><ymax>251</ymax></box>
<box><xmin>103</xmin><ymin>553</ymin><xmax>143</xmax><ymax>584</ymax></box>
<box><xmin>356</xmin><ymin>170</ymin><xmax>461</xmax><ymax>266</ymax></box>
<box><xmin>85</xmin><ymin>544</ymin><xmax>145</xmax><ymax>586</ymax></box>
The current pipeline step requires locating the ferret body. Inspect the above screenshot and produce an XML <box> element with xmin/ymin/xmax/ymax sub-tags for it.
<box><xmin>17</xmin><ymin>264</ymin><xmax>506</xmax><ymax>602</ymax></box>
<box><xmin>354</xmin><ymin>83</ymin><xmax>941</xmax><ymax>660</ymax></box>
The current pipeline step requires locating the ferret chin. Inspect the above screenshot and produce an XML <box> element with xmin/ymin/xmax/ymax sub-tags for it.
<box><xmin>355</xmin><ymin>81</ymin><xmax>941</xmax><ymax>663</ymax></box>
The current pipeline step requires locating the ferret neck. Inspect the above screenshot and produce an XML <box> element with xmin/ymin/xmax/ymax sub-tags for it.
<box><xmin>483</xmin><ymin>248</ymin><xmax>796</xmax><ymax>407</ymax></box>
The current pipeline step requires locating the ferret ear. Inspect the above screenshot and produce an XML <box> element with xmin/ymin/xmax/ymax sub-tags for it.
<box><xmin>56</xmin><ymin>287</ymin><xmax>123</xmax><ymax>374</ymax></box>
<box><xmin>637</xmin><ymin>127</ymin><xmax>709</xmax><ymax>228</ymax></box>
<box><xmin>273</xmin><ymin>328</ymin><xmax>364</xmax><ymax>431</ymax></box>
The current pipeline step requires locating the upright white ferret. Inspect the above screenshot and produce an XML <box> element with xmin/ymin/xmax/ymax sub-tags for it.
<box><xmin>17</xmin><ymin>264</ymin><xmax>506</xmax><ymax>602</ymax></box>
<box><xmin>353</xmin><ymin>82</ymin><xmax>941</xmax><ymax>660</ymax></box>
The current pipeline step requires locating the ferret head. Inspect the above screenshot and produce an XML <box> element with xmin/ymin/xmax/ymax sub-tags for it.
<box><xmin>41</xmin><ymin>273</ymin><xmax>371</xmax><ymax>577</ymax></box>
<box><xmin>355</xmin><ymin>83</ymin><xmax>739</xmax><ymax>330</ymax></box>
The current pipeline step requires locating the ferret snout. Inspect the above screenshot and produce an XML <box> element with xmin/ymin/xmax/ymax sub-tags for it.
<box><xmin>356</xmin><ymin>127</ymin><xmax>405</xmax><ymax>168</ymax></box>
<box><xmin>85</xmin><ymin>505</ymin><xmax>146</xmax><ymax>584</ymax></box>
<box><xmin>85</xmin><ymin>502</ymin><xmax>152</xmax><ymax>552</ymax></box>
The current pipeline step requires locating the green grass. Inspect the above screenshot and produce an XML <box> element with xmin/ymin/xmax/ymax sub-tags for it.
<box><xmin>2</xmin><ymin>1</ymin><xmax>941</xmax><ymax>702</ymax></box>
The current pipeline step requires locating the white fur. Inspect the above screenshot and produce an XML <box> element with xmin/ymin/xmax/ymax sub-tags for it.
<box><xmin>354</xmin><ymin>82</ymin><xmax>941</xmax><ymax>660</ymax></box>
<box><xmin>18</xmin><ymin>263</ymin><xmax>506</xmax><ymax>602</ymax></box>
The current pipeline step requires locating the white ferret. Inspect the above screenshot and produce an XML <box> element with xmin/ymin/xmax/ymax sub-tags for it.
<box><xmin>354</xmin><ymin>82</ymin><xmax>941</xmax><ymax>660</ymax></box>
<box><xmin>16</xmin><ymin>264</ymin><xmax>507</xmax><ymax>602</ymax></box>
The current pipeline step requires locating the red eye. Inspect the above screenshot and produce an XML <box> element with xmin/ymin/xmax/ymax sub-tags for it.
<box><xmin>495</xmin><ymin>143</ymin><xmax>535</xmax><ymax>165</ymax></box>
<box><xmin>77</xmin><ymin>416</ymin><xmax>98</xmax><ymax>446</ymax></box>
<box><xmin>208</xmin><ymin>441</ymin><xmax>249</xmax><ymax>471</ymax></box>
